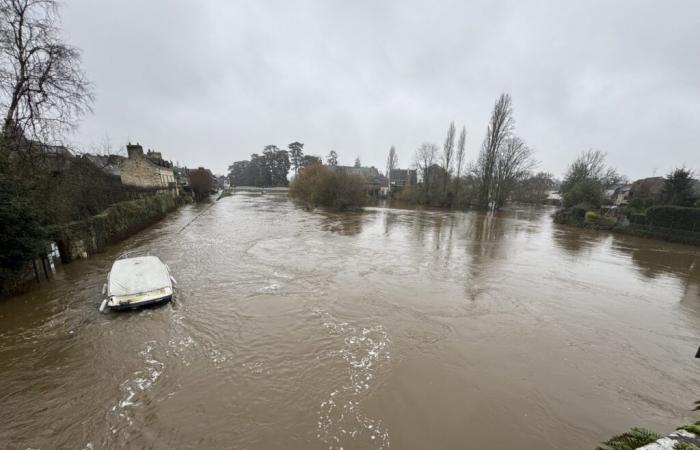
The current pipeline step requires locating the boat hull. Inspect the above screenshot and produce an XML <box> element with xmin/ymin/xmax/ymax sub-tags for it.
<box><xmin>108</xmin><ymin>295</ymin><xmax>172</xmax><ymax>311</ymax></box>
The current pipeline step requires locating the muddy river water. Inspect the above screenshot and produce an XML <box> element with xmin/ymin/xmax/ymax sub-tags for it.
<box><xmin>1</xmin><ymin>194</ymin><xmax>699</xmax><ymax>449</ymax></box>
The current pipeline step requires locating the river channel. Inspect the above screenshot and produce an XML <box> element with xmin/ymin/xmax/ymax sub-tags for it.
<box><xmin>1</xmin><ymin>193</ymin><xmax>699</xmax><ymax>449</ymax></box>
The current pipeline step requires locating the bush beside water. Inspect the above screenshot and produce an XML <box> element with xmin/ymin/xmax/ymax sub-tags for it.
<box><xmin>289</xmin><ymin>164</ymin><xmax>367</xmax><ymax>210</ymax></box>
<box><xmin>646</xmin><ymin>206</ymin><xmax>700</xmax><ymax>232</ymax></box>
<box><xmin>555</xmin><ymin>204</ymin><xmax>700</xmax><ymax>246</ymax></box>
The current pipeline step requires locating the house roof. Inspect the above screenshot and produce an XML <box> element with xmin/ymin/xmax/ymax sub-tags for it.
<box><xmin>630</xmin><ymin>177</ymin><xmax>665</xmax><ymax>196</ymax></box>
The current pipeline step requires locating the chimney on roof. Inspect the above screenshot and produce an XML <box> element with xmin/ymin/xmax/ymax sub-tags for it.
<box><xmin>126</xmin><ymin>143</ymin><xmax>144</xmax><ymax>159</ymax></box>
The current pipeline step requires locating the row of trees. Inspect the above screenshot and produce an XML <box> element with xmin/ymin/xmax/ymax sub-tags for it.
<box><xmin>229</xmin><ymin>145</ymin><xmax>292</xmax><ymax>187</ymax></box>
<box><xmin>228</xmin><ymin>142</ymin><xmax>347</xmax><ymax>187</ymax></box>
<box><xmin>396</xmin><ymin>93</ymin><xmax>537</xmax><ymax>210</ymax></box>
<box><xmin>559</xmin><ymin>149</ymin><xmax>697</xmax><ymax>210</ymax></box>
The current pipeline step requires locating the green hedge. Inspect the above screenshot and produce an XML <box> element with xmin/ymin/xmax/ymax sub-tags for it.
<box><xmin>646</xmin><ymin>206</ymin><xmax>700</xmax><ymax>232</ymax></box>
<box><xmin>628</xmin><ymin>213</ymin><xmax>646</xmax><ymax>225</ymax></box>
<box><xmin>47</xmin><ymin>193</ymin><xmax>183</xmax><ymax>261</ymax></box>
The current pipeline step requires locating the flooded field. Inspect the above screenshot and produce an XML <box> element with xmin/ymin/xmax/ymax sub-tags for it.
<box><xmin>1</xmin><ymin>194</ymin><xmax>699</xmax><ymax>449</ymax></box>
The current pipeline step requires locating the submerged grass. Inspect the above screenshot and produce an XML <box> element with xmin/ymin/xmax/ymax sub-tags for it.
<box><xmin>597</xmin><ymin>427</ymin><xmax>661</xmax><ymax>450</ymax></box>
<box><xmin>678</xmin><ymin>422</ymin><xmax>700</xmax><ymax>435</ymax></box>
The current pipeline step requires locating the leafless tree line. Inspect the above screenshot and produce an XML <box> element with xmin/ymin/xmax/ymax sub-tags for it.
<box><xmin>399</xmin><ymin>93</ymin><xmax>536</xmax><ymax>209</ymax></box>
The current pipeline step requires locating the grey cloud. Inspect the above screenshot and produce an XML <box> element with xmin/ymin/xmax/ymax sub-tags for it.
<box><xmin>62</xmin><ymin>0</ymin><xmax>700</xmax><ymax>178</ymax></box>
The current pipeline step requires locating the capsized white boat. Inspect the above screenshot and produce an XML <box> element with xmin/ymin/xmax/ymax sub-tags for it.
<box><xmin>100</xmin><ymin>255</ymin><xmax>175</xmax><ymax>312</ymax></box>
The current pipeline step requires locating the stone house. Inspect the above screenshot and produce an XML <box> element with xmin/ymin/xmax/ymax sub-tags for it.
<box><xmin>120</xmin><ymin>143</ymin><xmax>177</xmax><ymax>195</ymax></box>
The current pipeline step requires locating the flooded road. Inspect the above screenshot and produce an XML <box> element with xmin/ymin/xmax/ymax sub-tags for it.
<box><xmin>1</xmin><ymin>194</ymin><xmax>699</xmax><ymax>450</ymax></box>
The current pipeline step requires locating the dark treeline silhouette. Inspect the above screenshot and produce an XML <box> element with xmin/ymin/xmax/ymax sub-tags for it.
<box><xmin>228</xmin><ymin>142</ymin><xmax>325</xmax><ymax>187</ymax></box>
<box><xmin>228</xmin><ymin>145</ymin><xmax>291</xmax><ymax>187</ymax></box>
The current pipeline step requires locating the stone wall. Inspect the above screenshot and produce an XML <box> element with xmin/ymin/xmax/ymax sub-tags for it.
<box><xmin>49</xmin><ymin>193</ymin><xmax>187</xmax><ymax>263</ymax></box>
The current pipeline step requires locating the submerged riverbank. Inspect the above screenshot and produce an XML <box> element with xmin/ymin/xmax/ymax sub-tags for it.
<box><xmin>1</xmin><ymin>196</ymin><xmax>698</xmax><ymax>449</ymax></box>
<box><xmin>554</xmin><ymin>206</ymin><xmax>700</xmax><ymax>247</ymax></box>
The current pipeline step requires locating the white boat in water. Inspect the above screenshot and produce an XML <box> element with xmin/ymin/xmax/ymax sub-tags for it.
<box><xmin>100</xmin><ymin>255</ymin><xmax>175</xmax><ymax>312</ymax></box>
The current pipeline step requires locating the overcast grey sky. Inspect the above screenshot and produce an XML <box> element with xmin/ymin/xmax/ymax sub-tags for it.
<box><xmin>61</xmin><ymin>0</ymin><xmax>699</xmax><ymax>178</ymax></box>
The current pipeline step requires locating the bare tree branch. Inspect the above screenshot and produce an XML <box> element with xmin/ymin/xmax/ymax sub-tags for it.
<box><xmin>0</xmin><ymin>0</ymin><xmax>93</xmax><ymax>144</ymax></box>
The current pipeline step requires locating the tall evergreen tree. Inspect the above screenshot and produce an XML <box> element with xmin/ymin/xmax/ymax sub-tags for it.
<box><xmin>326</xmin><ymin>150</ymin><xmax>338</xmax><ymax>166</ymax></box>
<box><xmin>288</xmin><ymin>142</ymin><xmax>304</xmax><ymax>175</ymax></box>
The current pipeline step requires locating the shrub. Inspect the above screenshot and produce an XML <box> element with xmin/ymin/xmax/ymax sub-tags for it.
<box><xmin>289</xmin><ymin>163</ymin><xmax>367</xmax><ymax>210</ymax></box>
<box><xmin>394</xmin><ymin>184</ymin><xmax>426</xmax><ymax>204</ymax></box>
<box><xmin>628</xmin><ymin>213</ymin><xmax>646</xmax><ymax>226</ymax></box>
<box><xmin>562</xmin><ymin>179</ymin><xmax>604</xmax><ymax>208</ymax></box>
<box><xmin>585</xmin><ymin>211</ymin><xmax>600</xmax><ymax>221</ymax></box>
<box><xmin>646</xmin><ymin>205</ymin><xmax>700</xmax><ymax>232</ymax></box>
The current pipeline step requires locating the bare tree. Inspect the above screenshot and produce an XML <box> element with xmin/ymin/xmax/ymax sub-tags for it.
<box><xmin>415</xmin><ymin>142</ymin><xmax>437</xmax><ymax>196</ymax></box>
<box><xmin>493</xmin><ymin>136</ymin><xmax>536</xmax><ymax>207</ymax></box>
<box><xmin>441</xmin><ymin>121</ymin><xmax>455</xmax><ymax>196</ymax></box>
<box><xmin>561</xmin><ymin>149</ymin><xmax>624</xmax><ymax>192</ymax></box>
<box><xmin>454</xmin><ymin>125</ymin><xmax>466</xmax><ymax>192</ymax></box>
<box><xmin>475</xmin><ymin>93</ymin><xmax>514</xmax><ymax>209</ymax></box>
<box><xmin>0</xmin><ymin>0</ymin><xmax>93</xmax><ymax>143</ymax></box>
<box><xmin>386</xmin><ymin>145</ymin><xmax>398</xmax><ymax>186</ymax></box>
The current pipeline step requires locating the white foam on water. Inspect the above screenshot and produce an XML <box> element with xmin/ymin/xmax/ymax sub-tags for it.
<box><xmin>258</xmin><ymin>282</ymin><xmax>281</xmax><ymax>293</ymax></box>
<box><xmin>108</xmin><ymin>342</ymin><xmax>164</xmax><ymax>434</ymax></box>
<box><xmin>314</xmin><ymin>309</ymin><xmax>391</xmax><ymax>450</ymax></box>
<box><xmin>209</xmin><ymin>348</ymin><xmax>227</xmax><ymax>364</ymax></box>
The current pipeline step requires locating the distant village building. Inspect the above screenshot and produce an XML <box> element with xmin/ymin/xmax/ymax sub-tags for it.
<box><xmin>389</xmin><ymin>168</ymin><xmax>417</xmax><ymax>192</ymax></box>
<box><xmin>330</xmin><ymin>165</ymin><xmax>386</xmax><ymax>195</ymax></box>
<box><xmin>612</xmin><ymin>184</ymin><xmax>632</xmax><ymax>206</ymax></box>
<box><xmin>627</xmin><ymin>177</ymin><xmax>665</xmax><ymax>205</ymax></box>
<box><xmin>173</xmin><ymin>166</ymin><xmax>191</xmax><ymax>192</ymax></box>
<box><xmin>424</xmin><ymin>164</ymin><xmax>446</xmax><ymax>185</ymax></box>
<box><xmin>120</xmin><ymin>143</ymin><xmax>177</xmax><ymax>195</ymax></box>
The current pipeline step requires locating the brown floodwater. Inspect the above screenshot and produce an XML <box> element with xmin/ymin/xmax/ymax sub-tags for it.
<box><xmin>1</xmin><ymin>194</ymin><xmax>699</xmax><ymax>450</ymax></box>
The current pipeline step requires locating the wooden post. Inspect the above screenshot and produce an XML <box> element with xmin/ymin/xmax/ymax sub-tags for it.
<box><xmin>41</xmin><ymin>256</ymin><xmax>49</xmax><ymax>280</ymax></box>
<box><xmin>32</xmin><ymin>259</ymin><xmax>40</xmax><ymax>284</ymax></box>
